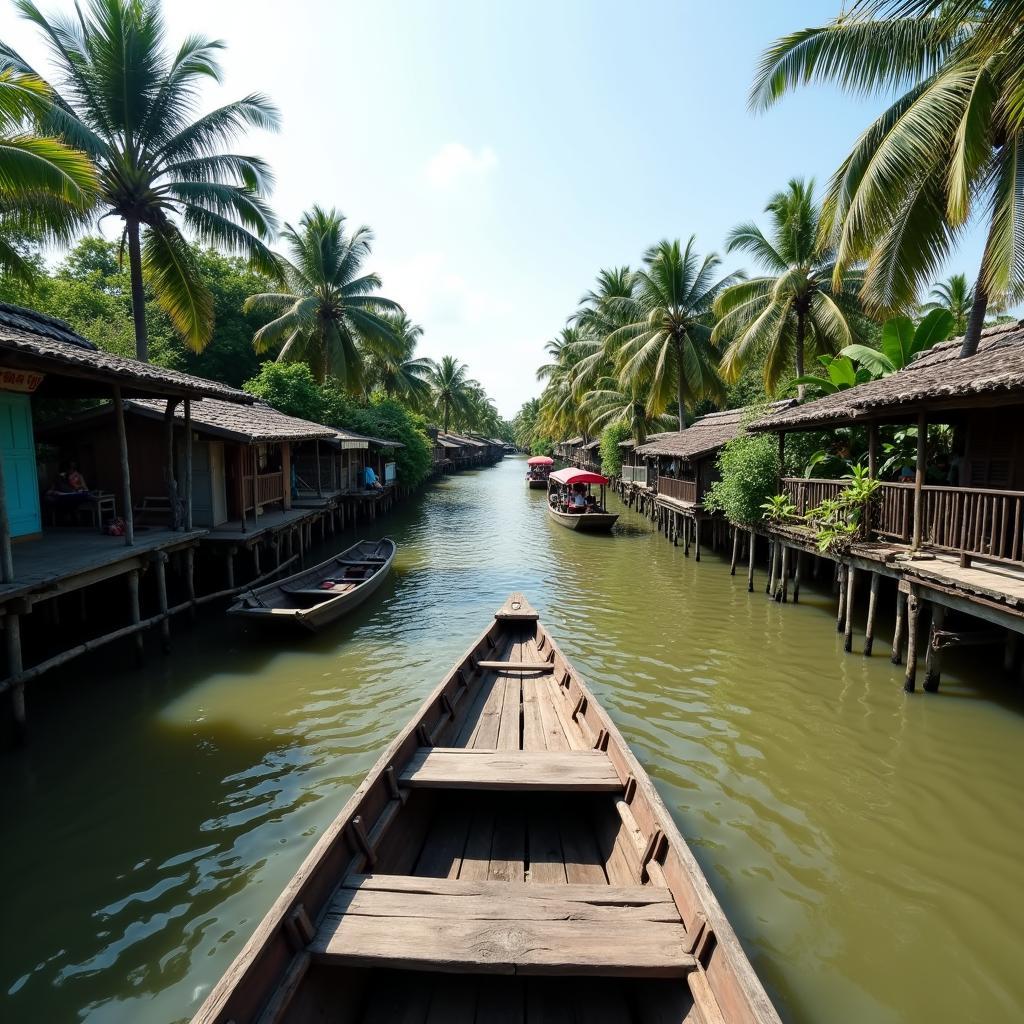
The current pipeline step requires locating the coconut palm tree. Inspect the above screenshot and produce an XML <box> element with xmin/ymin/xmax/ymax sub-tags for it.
<box><xmin>579</xmin><ymin>379</ymin><xmax>676</xmax><ymax>445</ymax></box>
<box><xmin>609</xmin><ymin>237</ymin><xmax>738</xmax><ymax>428</ymax></box>
<box><xmin>245</xmin><ymin>206</ymin><xmax>402</xmax><ymax>388</ymax></box>
<box><xmin>0</xmin><ymin>69</ymin><xmax>97</xmax><ymax>281</ymax></box>
<box><xmin>427</xmin><ymin>355</ymin><xmax>472</xmax><ymax>433</ymax></box>
<box><xmin>366</xmin><ymin>311</ymin><xmax>433</xmax><ymax>409</ymax></box>
<box><xmin>0</xmin><ymin>0</ymin><xmax>279</xmax><ymax>360</ymax></box>
<box><xmin>713</xmin><ymin>179</ymin><xmax>864</xmax><ymax>399</ymax></box>
<box><xmin>751</xmin><ymin>2</ymin><xmax>1024</xmax><ymax>357</ymax></box>
<box><xmin>568</xmin><ymin>267</ymin><xmax>635</xmax><ymax>400</ymax></box>
<box><xmin>923</xmin><ymin>273</ymin><xmax>973</xmax><ymax>336</ymax></box>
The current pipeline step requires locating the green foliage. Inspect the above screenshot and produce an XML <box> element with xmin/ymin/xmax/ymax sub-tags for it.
<box><xmin>599</xmin><ymin>423</ymin><xmax>631</xmax><ymax>477</ymax></box>
<box><xmin>530</xmin><ymin>437</ymin><xmax>554</xmax><ymax>456</ymax></box>
<box><xmin>703</xmin><ymin>431</ymin><xmax>781</xmax><ymax>525</ymax></box>
<box><xmin>804</xmin><ymin>465</ymin><xmax>883</xmax><ymax>554</ymax></box>
<box><xmin>760</xmin><ymin>493</ymin><xmax>797</xmax><ymax>521</ymax></box>
<box><xmin>245</xmin><ymin>362</ymin><xmax>433</xmax><ymax>488</ymax></box>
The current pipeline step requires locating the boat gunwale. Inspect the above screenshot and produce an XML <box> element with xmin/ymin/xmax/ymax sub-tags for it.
<box><xmin>546</xmin><ymin>504</ymin><xmax>620</xmax><ymax>531</ymax></box>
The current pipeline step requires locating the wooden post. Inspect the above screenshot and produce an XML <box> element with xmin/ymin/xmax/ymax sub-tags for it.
<box><xmin>767</xmin><ymin>539</ymin><xmax>777</xmax><ymax>595</ymax></box>
<box><xmin>0</xmin><ymin>434</ymin><xmax>15</xmax><ymax>583</ymax></box>
<box><xmin>127</xmin><ymin>568</ymin><xmax>143</xmax><ymax>663</ymax></box>
<box><xmin>7</xmin><ymin>609</ymin><xmax>25</xmax><ymax>740</ymax></box>
<box><xmin>891</xmin><ymin>589</ymin><xmax>906</xmax><ymax>664</ymax></box>
<box><xmin>684</xmin><ymin>516</ymin><xmax>690</xmax><ymax>556</ymax></box>
<box><xmin>113</xmin><ymin>385</ymin><xmax>135</xmax><ymax>546</ymax></box>
<box><xmin>163</xmin><ymin>397</ymin><xmax>181</xmax><ymax>530</ymax></box>
<box><xmin>836</xmin><ymin>564</ymin><xmax>847</xmax><ymax>632</ymax></box>
<box><xmin>776</xmin><ymin>545</ymin><xmax>789</xmax><ymax>603</ymax></box>
<box><xmin>843</xmin><ymin>566</ymin><xmax>856</xmax><ymax>651</ymax></box>
<box><xmin>924</xmin><ymin>603</ymin><xmax>945</xmax><ymax>692</ymax></box>
<box><xmin>225</xmin><ymin>547</ymin><xmax>236</xmax><ymax>589</ymax></box>
<box><xmin>864</xmin><ymin>572</ymin><xmax>880</xmax><ymax>656</ymax></box>
<box><xmin>184</xmin><ymin>399</ymin><xmax>193</xmax><ymax>531</ymax></box>
<box><xmin>911</xmin><ymin>411</ymin><xmax>927</xmax><ymax>551</ymax></box>
<box><xmin>185</xmin><ymin>546</ymin><xmax>196</xmax><ymax>621</ymax></box>
<box><xmin>904</xmin><ymin>588</ymin><xmax>921</xmax><ymax>692</ymax></box>
<box><xmin>730</xmin><ymin>527</ymin><xmax>739</xmax><ymax>575</ymax></box>
<box><xmin>281</xmin><ymin>442</ymin><xmax>292</xmax><ymax>511</ymax></box>
<box><xmin>792</xmin><ymin>550</ymin><xmax>802</xmax><ymax>604</ymax></box>
<box><xmin>747</xmin><ymin>530</ymin><xmax>756</xmax><ymax>592</ymax></box>
<box><xmin>153</xmin><ymin>553</ymin><xmax>170</xmax><ymax>652</ymax></box>
<box><xmin>694</xmin><ymin>517</ymin><xmax>701</xmax><ymax>562</ymax></box>
<box><xmin>868</xmin><ymin>423</ymin><xmax>878</xmax><ymax>480</ymax></box>
<box><xmin>315</xmin><ymin>439</ymin><xmax>323</xmax><ymax>496</ymax></box>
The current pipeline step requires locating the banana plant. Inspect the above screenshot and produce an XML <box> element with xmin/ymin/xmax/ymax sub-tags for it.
<box><xmin>840</xmin><ymin>308</ymin><xmax>954</xmax><ymax>378</ymax></box>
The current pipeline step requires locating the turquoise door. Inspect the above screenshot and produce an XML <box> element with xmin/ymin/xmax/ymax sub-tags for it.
<box><xmin>0</xmin><ymin>392</ymin><xmax>41</xmax><ymax>537</ymax></box>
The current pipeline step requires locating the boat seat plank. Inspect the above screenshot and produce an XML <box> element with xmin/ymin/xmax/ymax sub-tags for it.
<box><xmin>312</xmin><ymin>876</ymin><xmax>693</xmax><ymax>977</ymax></box>
<box><xmin>475</xmin><ymin>661</ymin><xmax>555</xmax><ymax>672</ymax></box>
<box><xmin>399</xmin><ymin>749</ymin><xmax>621</xmax><ymax>791</ymax></box>
<box><xmin>284</xmin><ymin>585</ymin><xmax>357</xmax><ymax>599</ymax></box>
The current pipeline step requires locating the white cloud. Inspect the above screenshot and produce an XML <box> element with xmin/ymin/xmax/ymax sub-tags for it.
<box><xmin>424</xmin><ymin>143</ymin><xmax>497</xmax><ymax>188</ymax></box>
<box><xmin>378</xmin><ymin>249</ymin><xmax>493</xmax><ymax>326</ymax></box>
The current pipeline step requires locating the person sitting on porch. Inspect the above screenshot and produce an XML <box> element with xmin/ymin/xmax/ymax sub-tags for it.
<box><xmin>364</xmin><ymin>464</ymin><xmax>383</xmax><ymax>490</ymax></box>
<box><xmin>66</xmin><ymin>462</ymin><xmax>88</xmax><ymax>492</ymax></box>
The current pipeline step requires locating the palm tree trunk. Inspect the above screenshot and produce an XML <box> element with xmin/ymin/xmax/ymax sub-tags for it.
<box><xmin>126</xmin><ymin>217</ymin><xmax>149</xmax><ymax>363</ymax></box>
<box><xmin>960</xmin><ymin>281</ymin><xmax>988</xmax><ymax>358</ymax></box>
<box><xmin>794</xmin><ymin>309</ymin><xmax>807</xmax><ymax>401</ymax></box>
<box><xmin>676</xmin><ymin>348</ymin><xmax>687</xmax><ymax>429</ymax></box>
<box><xmin>443</xmin><ymin>402</ymin><xmax>450</xmax><ymax>433</ymax></box>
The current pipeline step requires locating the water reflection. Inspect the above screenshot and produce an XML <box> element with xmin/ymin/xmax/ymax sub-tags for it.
<box><xmin>2</xmin><ymin>457</ymin><xmax>1024</xmax><ymax>1023</ymax></box>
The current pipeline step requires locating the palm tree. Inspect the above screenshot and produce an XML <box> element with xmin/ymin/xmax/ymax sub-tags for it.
<box><xmin>751</xmin><ymin>3</ymin><xmax>1024</xmax><ymax>357</ymax></box>
<box><xmin>0</xmin><ymin>69</ymin><xmax>97</xmax><ymax>281</ymax></box>
<box><xmin>366</xmin><ymin>311</ymin><xmax>433</xmax><ymax>409</ymax></box>
<box><xmin>568</xmin><ymin>267</ymin><xmax>635</xmax><ymax>399</ymax></box>
<box><xmin>713</xmin><ymin>179</ymin><xmax>864</xmax><ymax>399</ymax></box>
<box><xmin>427</xmin><ymin>355</ymin><xmax>472</xmax><ymax>433</ymax></box>
<box><xmin>579</xmin><ymin>380</ymin><xmax>676</xmax><ymax>445</ymax></box>
<box><xmin>1</xmin><ymin>0</ymin><xmax>279</xmax><ymax>360</ymax></box>
<box><xmin>245</xmin><ymin>206</ymin><xmax>402</xmax><ymax>388</ymax></box>
<box><xmin>609</xmin><ymin>237</ymin><xmax>738</xmax><ymax>428</ymax></box>
<box><xmin>923</xmin><ymin>273</ymin><xmax>973</xmax><ymax>336</ymax></box>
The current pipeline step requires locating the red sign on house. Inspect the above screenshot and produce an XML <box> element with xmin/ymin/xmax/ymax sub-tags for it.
<box><xmin>0</xmin><ymin>367</ymin><xmax>45</xmax><ymax>393</ymax></box>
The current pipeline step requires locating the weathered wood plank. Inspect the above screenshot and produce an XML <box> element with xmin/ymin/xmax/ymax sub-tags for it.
<box><xmin>413</xmin><ymin>802</ymin><xmax>472</xmax><ymax>879</ymax></box>
<box><xmin>312</xmin><ymin>879</ymin><xmax>693</xmax><ymax>976</ymax></box>
<box><xmin>521</xmin><ymin>680</ymin><xmax>546</xmax><ymax>752</ymax></box>
<box><xmin>458</xmin><ymin>805</ymin><xmax>495</xmax><ymax>882</ymax></box>
<box><xmin>488</xmin><ymin>807</ymin><xmax>526</xmax><ymax>883</ymax></box>
<box><xmin>399</xmin><ymin>749</ymin><xmax>621</xmax><ymax>791</ymax></box>
<box><xmin>527</xmin><ymin>811</ymin><xmax>567</xmax><ymax>884</ymax></box>
<box><xmin>496</xmin><ymin>676</ymin><xmax>522</xmax><ymax>751</ymax></box>
<box><xmin>559</xmin><ymin>809</ymin><xmax>609</xmax><ymax>885</ymax></box>
<box><xmin>495</xmin><ymin>592</ymin><xmax>539</xmax><ymax>620</ymax></box>
<box><xmin>475</xmin><ymin>661</ymin><xmax>555</xmax><ymax>672</ymax></box>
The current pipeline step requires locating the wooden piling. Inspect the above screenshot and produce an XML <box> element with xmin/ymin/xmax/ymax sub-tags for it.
<box><xmin>891</xmin><ymin>590</ymin><xmax>906</xmax><ymax>665</ymax></box>
<box><xmin>767</xmin><ymin>540</ymin><xmax>777</xmax><ymax>596</ymax></box>
<box><xmin>836</xmin><ymin>564</ymin><xmax>847</xmax><ymax>632</ymax></box>
<box><xmin>843</xmin><ymin>566</ymin><xmax>856</xmax><ymax>651</ymax></box>
<box><xmin>864</xmin><ymin>572</ymin><xmax>880</xmax><ymax>657</ymax></box>
<box><xmin>730</xmin><ymin>527</ymin><xmax>739</xmax><ymax>575</ymax></box>
<box><xmin>7</xmin><ymin>609</ymin><xmax>25</xmax><ymax>740</ymax></box>
<box><xmin>792</xmin><ymin>551</ymin><xmax>802</xmax><ymax>604</ymax></box>
<box><xmin>747</xmin><ymin>530</ymin><xmax>755</xmax><ymax>593</ymax></box>
<box><xmin>153</xmin><ymin>553</ymin><xmax>170</xmax><ymax>652</ymax></box>
<box><xmin>924</xmin><ymin>603</ymin><xmax>945</xmax><ymax>692</ymax></box>
<box><xmin>776</xmin><ymin>545</ymin><xmax>789</xmax><ymax>603</ymax></box>
<box><xmin>904</xmin><ymin>588</ymin><xmax>921</xmax><ymax>692</ymax></box>
<box><xmin>113</xmin><ymin>385</ymin><xmax>135</xmax><ymax>546</ymax></box>
<box><xmin>127</xmin><ymin>568</ymin><xmax>143</xmax><ymax>663</ymax></box>
<box><xmin>185</xmin><ymin>546</ymin><xmax>196</xmax><ymax>620</ymax></box>
<box><xmin>694</xmin><ymin>517</ymin><xmax>701</xmax><ymax>562</ymax></box>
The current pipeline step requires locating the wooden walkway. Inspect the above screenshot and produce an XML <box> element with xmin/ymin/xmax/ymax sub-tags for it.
<box><xmin>0</xmin><ymin>527</ymin><xmax>203</xmax><ymax>605</ymax></box>
<box><xmin>201</xmin><ymin>506</ymin><xmax>321</xmax><ymax>544</ymax></box>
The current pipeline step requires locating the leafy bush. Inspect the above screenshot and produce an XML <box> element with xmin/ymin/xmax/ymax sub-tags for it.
<box><xmin>530</xmin><ymin>437</ymin><xmax>554</xmax><ymax>456</ymax></box>
<box><xmin>760</xmin><ymin>494</ymin><xmax>797</xmax><ymax>521</ymax></box>
<box><xmin>245</xmin><ymin>363</ymin><xmax>433</xmax><ymax>488</ymax></box>
<box><xmin>703</xmin><ymin>431</ymin><xmax>780</xmax><ymax>525</ymax></box>
<box><xmin>599</xmin><ymin>423</ymin><xmax>631</xmax><ymax>477</ymax></box>
<box><xmin>804</xmin><ymin>465</ymin><xmax>882</xmax><ymax>553</ymax></box>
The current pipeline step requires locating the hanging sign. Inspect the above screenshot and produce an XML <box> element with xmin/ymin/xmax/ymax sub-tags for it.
<box><xmin>0</xmin><ymin>367</ymin><xmax>44</xmax><ymax>393</ymax></box>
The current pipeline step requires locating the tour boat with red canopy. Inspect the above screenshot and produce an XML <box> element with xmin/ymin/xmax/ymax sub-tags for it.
<box><xmin>547</xmin><ymin>468</ymin><xmax>619</xmax><ymax>532</ymax></box>
<box><xmin>526</xmin><ymin>455</ymin><xmax>555</xmax><ymax>489</ymax></box>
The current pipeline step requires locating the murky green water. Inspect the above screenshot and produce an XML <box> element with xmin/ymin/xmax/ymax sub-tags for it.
<box><xmin>3</xmin><ymin>456</ymin><xmax>1024</xmax><ymax>1023</ymax></box>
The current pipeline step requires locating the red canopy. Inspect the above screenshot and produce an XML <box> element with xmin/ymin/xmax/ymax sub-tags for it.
<box><xmin>527</xmin><ymin>455</ymin><xmax>554</xmax><ymax>466</ymax></box>
<box><xmin>549</xmin><ymin>468</ymin><xmax>609</xmax><ymax>486</ymax></box>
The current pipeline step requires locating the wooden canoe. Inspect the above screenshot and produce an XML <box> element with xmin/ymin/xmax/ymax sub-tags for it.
<box><xmin>227</xmin><ymin>538</ymin><xmax>396</xmax><ymax>632</ymax></box>
<box><xmin>547</xmin><ymin>504</ymin><xmax>620</xmax><ymax>531</ymax></box>
<box><xmin>192</xmin><ymin>593</ymin><xmax>781</xmax><ymax>1024</ymax></box>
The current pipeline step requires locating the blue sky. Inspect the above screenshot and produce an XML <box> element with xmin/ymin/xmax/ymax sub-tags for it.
<box><xmin>3</xmin><ymin>0</ymin><xmax>992</xmax><ymax>417</ymax></box>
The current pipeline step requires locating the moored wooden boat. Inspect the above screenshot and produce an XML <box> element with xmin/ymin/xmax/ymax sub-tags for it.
<box><xmin>227</xmin><ymin>538</ymin><xmax>396</xmax><ymax>632</ymax></box>
<box><xmin>192</xmin><ymin>593</ymin><xmax>781</xmax><ymax>1024</ymax></box>
<box><xmin>526</xmin><ymin>454</ymin><xmax>553</xmax><ymax>489</ymax></box>
<box><xmin>547</xmin><ymin>467</ymin><xmax>620</xmax><ymax>532</ymax></box>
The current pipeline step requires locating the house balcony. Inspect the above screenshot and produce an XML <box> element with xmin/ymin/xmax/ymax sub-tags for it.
<box><xmin>657</xmin><ymin>475</ymin><xmax>698</xmax><ymax>506</ymax></box>
<box><xmin>620</xmin><ymin>465</ymin><xmax>649</xmax><ymax>487</ymax></box>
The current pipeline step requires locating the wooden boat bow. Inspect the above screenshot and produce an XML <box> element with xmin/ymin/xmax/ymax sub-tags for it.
<box><xmin>191</xmin><ymin>593</ymin><xmax>781</xmax><ymax>1024</ymax></box>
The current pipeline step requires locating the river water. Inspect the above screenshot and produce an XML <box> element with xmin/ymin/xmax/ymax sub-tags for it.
<box><xmin>3</xmin><ymin>456</ymin><xmax>1024</xmax><ymax>1023</ymax></box>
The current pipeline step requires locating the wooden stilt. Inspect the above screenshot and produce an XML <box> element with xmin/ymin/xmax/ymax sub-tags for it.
<box><xmin>843</xmin><ymin>566</ymin><xmax>856</xmax><ymax>651</ymax></box>
<box><xmin>864</xmin><ymin>572</ymin><xmax>880</xmax><ymax>656</ymax></box>
<box><xmin>747</xmin><ymin>530</ymin><xmax>755</xmax><ymax>592</ymax></box>
<box><xmin>792</xmin><ymin>550</ymin><xmax>802</xmax><ymax>604</ymax></box>
<box><xmin>923</xmin><ymin>603</ymin><xmax>945</xmax><ymax>692</ymax></box>
<box><xmin>730</xmin><ymin>528</ymin><xmax>739</xmax><ymax>576</ymax></box>
<box><xmin>7</xmin><ymin>610</ymin><xmax>25</xmax><ymax>740</ymax></box>
<box><xmin>184</xmin><ymin>398</ymin><xmax>193</xmax><ymax>531</ymax></box>
<box><xmin>891</xmin><ymin>590</ymin><xmax>906</xmax><ymax>664</ymax></box>
<box><xmin>904</xmin><ymin>589</ymin><xmax>921</xmax><ymax>692</ymax></box>
<box><xmin>836</xmin><ymin>564</ymin><xmax>847</xmax><ymax>632</ymax></box>
<box><xmin>767</xmin><ymin>540</ymin><xmax>778</xmax><ymax>596</ymax></box>
<box><xmin>113</xmin><ymin>385</ymin><xmax>135</xmax><ymax>546</ymax></box>
<box><xmin>779</xmin><ymin>545</ymin><xmax>790</xmax><ymax>602</ymax></box>
<box><xmin>127</xmin><ymin>568</ymin><xmax>143</xmax><ymax>664</ymax></box>
<box><xmin>185</xmin><ymin>546</ymin><xmax>196</xmax><ymax>621</ymax></box>
<box><xmin>684</xmin><ymin>517</ymin><xmax>690</xmax><ymax>556</ymax></box>
<box><xmin>694</xmin><ymin>517</ymin><xmax>701</xmax><ymax>562</ymax></box>
<box><xmin>153</xmin><ymin>553</ymin><xmax>170</xmax><ymax>652</ymax></box>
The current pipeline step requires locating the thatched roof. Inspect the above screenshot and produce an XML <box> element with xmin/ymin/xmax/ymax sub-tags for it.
<box><xmin>581</xmin><ymin>438</ymin><xmax>600</xmax><ymax>451</ymax></box>
<box><xmin>562</xmin><ymin>436</ymin><xmax>584</xmax><ymax>446</ymax></box>
<box><xmin>751</xmin><ymin>320</ymin><xmax>1024</xmax><ymax>432</ymax></box>
<box><xmin>619</xmin><ymin>431</ymin><xmax>673</xmax><ymax>449</ymax></box>
<box><xmin>636</xmin><ymin>401</ymin><xmax>796</xmax><ymax>460</ymax></box>
<box><xmin>131</xmin><ymin>398</ymin><xmax>336</xmax><ymax>442</ymax></box>
<box><xmin>0</xmin><ymin>303</ymin><xmax>250</xmax><ymax>402</ymax></box>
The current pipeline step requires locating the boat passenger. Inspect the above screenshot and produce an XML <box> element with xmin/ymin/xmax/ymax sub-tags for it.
<box><xmin>571</xmin><ymin>487</ymin><xmax>587</xmax><ymax>513</ymax></box>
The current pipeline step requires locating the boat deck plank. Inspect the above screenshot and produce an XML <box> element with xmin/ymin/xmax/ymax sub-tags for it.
<box><xmin>399</xmin><ymin>749</ymin><xmax>621</xmax><ymax>791</ymax></box>
<box><xmin>311</xmin><ymin>877</ymin><xmax>693</xmax><ymax>977</ymax></box>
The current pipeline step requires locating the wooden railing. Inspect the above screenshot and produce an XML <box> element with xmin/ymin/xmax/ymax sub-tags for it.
<box><xmin>243</xmin><ymin>471</ymin><xmax>285</xmax><ymax>514</ymax></box>
<box><xmin>658</xmin><ymin>476</ymin><xmax>697</xmax><ymax>505</ymax></box>
<box><xmin>782</xmin><ymin>476</ymin><xmax>1024</xmax><ymax>565</ymax></box>
<box><xmin>620</xmin><ymin>465</ymin><xmax>648</xmax><ymax>486</ymax></box>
